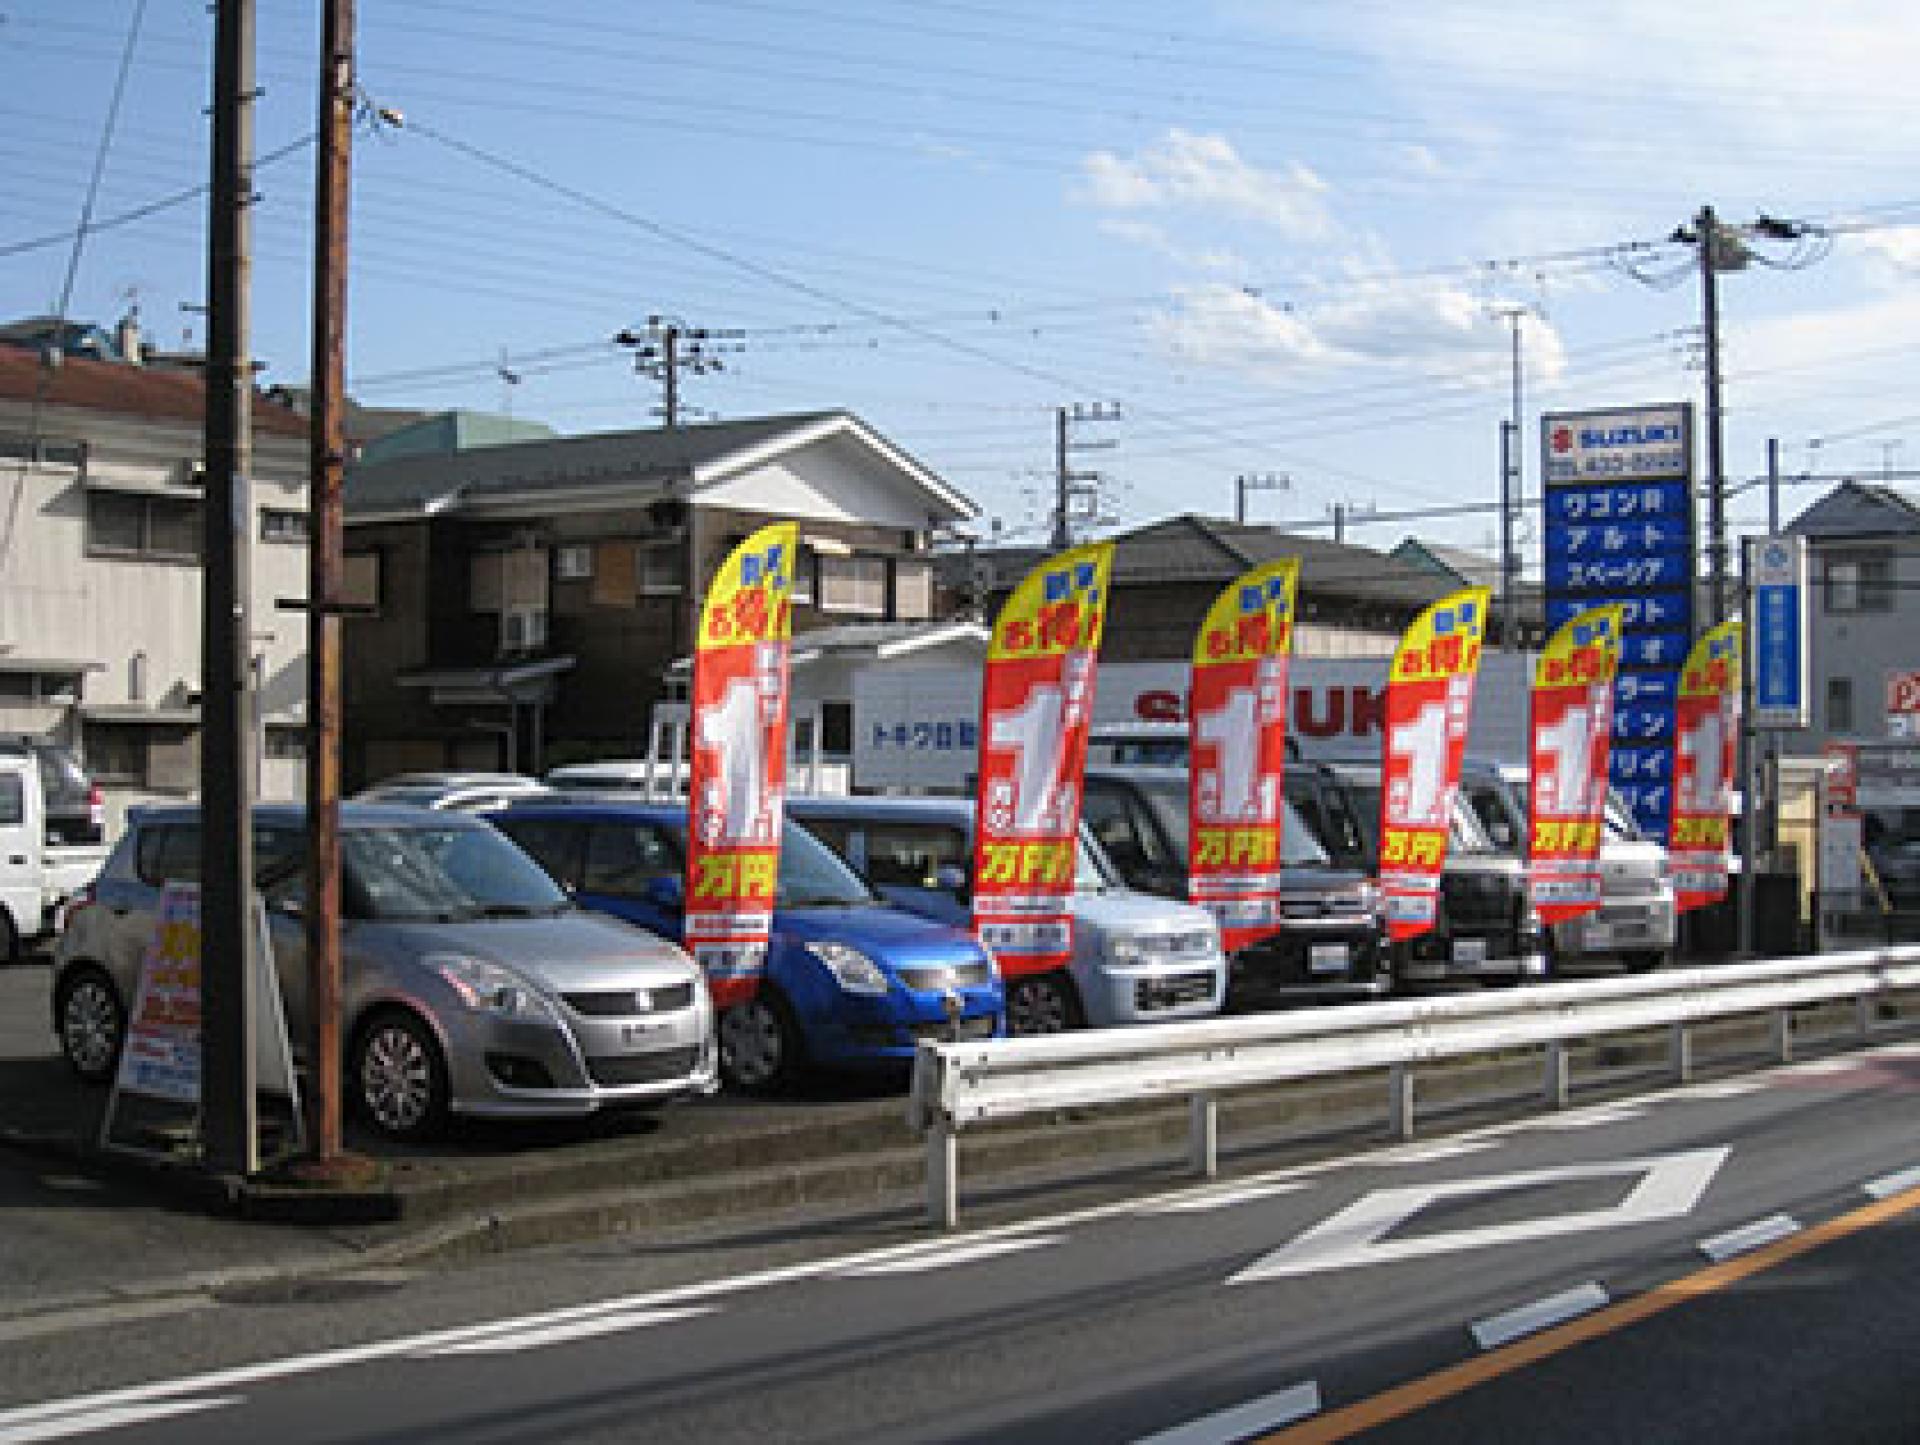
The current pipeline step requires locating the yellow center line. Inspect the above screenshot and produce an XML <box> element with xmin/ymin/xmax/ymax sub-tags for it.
<box><xmin>1267</xmin><ymin>1183</ymin><xmax>1920</xmax><ymax>1443</ymax></box>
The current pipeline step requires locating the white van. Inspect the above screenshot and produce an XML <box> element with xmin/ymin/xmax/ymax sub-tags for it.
<box><xmin>0</xmin><ymin>746</ymin><xmax>109</xmax><ymax>960</ymax></box>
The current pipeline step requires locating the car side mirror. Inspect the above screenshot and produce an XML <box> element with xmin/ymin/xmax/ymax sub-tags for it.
<box><xmin>642</xmin><ymin>873</ymin><xmax>685</xmax><ymax>910</ymax></box>
<box><xmin>934</xmin><ymin>863</ymin><xmax>969</xmax><ymax>896</ymax></box>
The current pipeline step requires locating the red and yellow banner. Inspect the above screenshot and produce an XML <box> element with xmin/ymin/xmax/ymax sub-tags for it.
<box><xmin>1527</xmin><ymin>605</ymin><xmax>1625</xmax><ymax>924</ymax></box>
<box><xmin>971</xmin><ymin>542</ymin><xmax>1114</xmax><ymax>977</ymax></box>
<box><xmin>1669</xmin><ymin>620</ymin><xmax>1741</xmax><ymax>914</ymax></box>
<box><xmin>1379</xmin><ymin>587</ymin><xmax>1491</xmax><ymax>941</ymax></box>
<box><xmin>685</xmin><ymin>521</ymin><xmax>797</xmax><ymax>1007</ymax></box>
<box><xmin>1187</xmin><ymin>557</ymin><xmax>1300</xmax><ymax>951</ymax></box>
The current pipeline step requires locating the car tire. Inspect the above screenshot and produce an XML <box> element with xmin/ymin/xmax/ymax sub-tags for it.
<box><xmin>1006</xmin><ymin>971</ymin><xmax>1081</xmax><ymax>1035</ymax></box>
<box><xmin>57</xmin><ymin>965</ymin><xmax>125</xmax><ymax>1084</ymax></box>
<box><xmin>0</xmin><ymin>907</ymin><xmax>18</xmax><ymax>968</ymax></box>
<box><xmin>719</xmin><ymin>989</ymin><xmax>804</xmax><ymax>1093</ymax></box>
<box><xmin>351</xmin><ymin>1008</ymin><xmax>450</xmax><ymax>1142</ymax></box>
<box><xmin>1624</xmin><ymin>950</ymin><xmax>1667</xmax><ymax>974</ymax></box>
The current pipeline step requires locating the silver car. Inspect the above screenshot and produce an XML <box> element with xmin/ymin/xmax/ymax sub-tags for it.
<box><xmin>51</xmin><ymin>803</ymin><xmax>716</xmax><ymax>1140</ymax></box>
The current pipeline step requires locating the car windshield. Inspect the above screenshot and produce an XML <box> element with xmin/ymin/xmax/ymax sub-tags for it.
<box><xmin>343</xmin><ymin>824</ymin><xmax>570</xmax><ymax>921</ymax></box>
<box><xmin>1131</xmin><ymin>775</ymin><xmax>1332</xmax><ymax>867</ymax></box>
<box><xmin>658</xmin><ymin>817</ymin><xmax>878</xmax><ymax>907</ymax></box>
<box><xmin>1332</xmin><ymin>773</ymin><xmax>1496</xmax><ymax>859</ymax></box>
<box><xmin>1074</xmin><ymin>831</ymin><xmax>1115</xmax><ymax>892</ymax></box>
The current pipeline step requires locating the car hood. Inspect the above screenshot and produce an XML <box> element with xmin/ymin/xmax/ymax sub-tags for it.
<box><xmin>364</xmin><ymin>910</ymin><xmax>698</xmax><ymax>992</ymax></box>
<box><xmin>1071</xmin><ymin>886</ymin><xmax>1215</xmax><ymax>931</ymax></box>
<box><xmin>775</xmin><ymin>903</ymin><xmax>988</xmax><ymax>968</ymax></box>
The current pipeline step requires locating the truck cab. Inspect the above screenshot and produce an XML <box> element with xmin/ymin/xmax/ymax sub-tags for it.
<box><xmin>0</xmin><ymin>743</ymin><xmax>108</xmax><ymax>961</ymax></box>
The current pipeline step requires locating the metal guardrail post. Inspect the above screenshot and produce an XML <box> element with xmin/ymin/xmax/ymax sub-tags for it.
<box><xmin>1772</xmin><ymin>1009</ymin><xmax>1794</xmax><ymax>1063</ymax></box>
<box><xmin>1388</xmin><ymin>1063</ymin><xmax>1415</xmax><ymax>1140</ymax></box>
<box><xmin>1858</xmin><ymin>994</ymin><xmax>1875</xmax><ymax>1040</ymax></box>
<box><xmin>928</xmin><ymin>1117</ymin><xmax>958</xmax><ymax>1230</ymax></box>
<box><xmin>1670</xmin><ymin>1023</ymin><xmax>1693</xmax><ymax>1083</ymax></box>
<box><xmin>1189</xmin><ymin>1092</ymin><xmax>1219</xmax><ymax>1178</ymax></box>
<box><xmin>1543</xmin><ymin>1042</ymin><xmax>1570</xmax><ymax>1108</ymax></box>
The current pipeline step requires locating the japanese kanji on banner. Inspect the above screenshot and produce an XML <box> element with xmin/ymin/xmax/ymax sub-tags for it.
<box><xmin>1527</xmin><ymin>604</ymin><xmax>1626</xmax><ymax>924</ymax></box>
<box><xmin>1669</xmin><ymin>620</ymin><xmax>1742</xmax><ymax>914</ymax></box>
<box><xmin>971</xmin><ymin>541</ymin><xmax>1114</xmax><ymax>976</ymax></box>
<box><xmin>686</xmin><ymin>521</ymin><xmax>797</xmax><ymax>1007</ymax></box>
<box><xmin>1187</xmin><ymin>557</ymin><xmax>1300</xmax><ymax>951</ymax></box>
<box><xmin>116</xmin><ymin>882</ymin><xmax>204</xmax><ymax>1104</ymax></box>
<box><xmin>1379</xmin><ymin>587</ymin><xmax>1491</xmax><ymax>941</ymax></box>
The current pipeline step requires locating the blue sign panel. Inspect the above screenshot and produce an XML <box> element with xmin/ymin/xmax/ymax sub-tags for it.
<box><xmin>1754</xmin><ymin>583</ymin><xmax>1800</xmax><ymax>708</ymax></box>
<box><xmin>1542</xmin><ymin>405</ymin><xmax>1695</xmax><ymax>840</ymax></box>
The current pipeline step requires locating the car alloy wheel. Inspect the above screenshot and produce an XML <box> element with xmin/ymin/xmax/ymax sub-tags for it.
<box><xmin>719</xmin><ymin>994</ymin><xmax>799</xmax><ymax>1092</ymax></box>
<box><xmin>58</xmin><ymin>968</ymin><xmax>124</xmax><ymax>1083</ymax></box>
<box><xmin>1006</xmin><ymin>972</ymin><xmax>1076</xmax><ymax>1036</ymax></box>
<box><xmin>353</xmin><ymin>1011</ymin><xmax>449</xmax><ymax>1141</ymax></box>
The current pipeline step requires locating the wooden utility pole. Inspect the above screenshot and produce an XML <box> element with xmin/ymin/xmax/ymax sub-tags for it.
<box><xmin>200</xmin><ymin>0</ymin><xmax>259</xmax><ymax>1177</ymax></box>
<box><xmin>302</xmin><ymin>0</ymin><xmax>355</xmax><ymax>1169</ymax></box>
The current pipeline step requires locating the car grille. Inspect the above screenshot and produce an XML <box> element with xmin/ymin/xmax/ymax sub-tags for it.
<box><xmin>909</xmin><ymin>1014</ymin><xmax>998</xmax><ymax>1042</ymax></box>
<box><xmin>564</xmin><ymin>983</ymin><xmax>695</xmax><ymax>1017</ymax></box>
<box><xmin>1135</xmin><ymin>972</ymin><xmax>1217</xmax><ymax>1010</ymax></box>
<box><xmin>897</xmin><ymin>962</ymin><xmax>994</xmax><ymax>991</ymax></box>
<box><xmin>585</xmin><ymin>1046</ymin><xmax>702</xmax><ymax>1087</ymax></box>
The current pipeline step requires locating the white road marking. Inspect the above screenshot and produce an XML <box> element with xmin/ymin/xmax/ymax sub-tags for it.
<box><xmin>1864</xmin><ymin>1164</ymin><xmax>1920</xmax><ymax>1200</ymax></box>
<box><xmin>1231</xmin><ymin>1147</ymin><xmax>1731</xmax><ymax>1283</ymax></box>
<box><xmin>1372</xmin><ymin>1140</ymin><xmax>1499</xmax><ymax>1166</ymax></box>
<box><xmin>1141</xmin><ymin>1180</ymin><xmax>1308</xmax><ymax>1213</ymax></box>
<box><xmin>414</xmin><ymin>1306</ymin><xmax>712</xmax><ymax>1356</ymax></box>
<box><xmin>1781</xmin><ymin>1058</ymin><xmax>1863</xmax><ymax>1078</ymax></box>
<box><xmin>1698</xmin><ymin>1214</ymin><xmax>1801</xmax><ymax>1262</ymax></box>
<box><xmin>1132</xmin><ymin>1381</ymin><xmax>1321</xmax><ymax>1444</ymax></box>
<box><xmin>1471</xmin><ymin>1282</ymin><xmax>1610</xmax><ymax>1351</ymax></box>
<box><xmin>0</xmin><ymin>1395</ymin><xmax>239</xmax><ymax>1443</ymax></box>
<box><xmin>1673</xmin><ymin>1079</ymin><xmax>1769</xmax><ymax>1100</ymax></box>
<box><xmin>1524</xmin><ymin>1106</ymin><xmax>1646</xmax><ymax>1130</ymax></box>
<box><xmin>830</xmin><ymin>1235</ymin><xmax>1061</xmax><ymax>1277</ymax></box>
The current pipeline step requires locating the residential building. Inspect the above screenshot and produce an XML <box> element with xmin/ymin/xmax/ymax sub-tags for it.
<box><xmin>340</xmin><ymin>410</ymin><xmax>974</xmax><ymax>786</ymax></box>
<box><xmin>0</xmin><ymin>344</ymin><xmax>311</xmax><ymax>824</ymax></box>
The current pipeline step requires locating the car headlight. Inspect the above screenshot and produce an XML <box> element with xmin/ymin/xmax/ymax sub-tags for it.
<box><xmin>424</xmin><ymin>954</ymin><xmax>557</xmax><ymax>1020</ymax></box>
<box><xmin>806</xmin><ymin>941</ymin><xmax>890</xmax><ymax>995</ymax></box>
<box><xmin>1109</xmin><ymin>932</ymin><xmax>1149</xmax><ymax>964</ymax></box>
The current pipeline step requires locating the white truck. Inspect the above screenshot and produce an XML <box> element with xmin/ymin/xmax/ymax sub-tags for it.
<box><xmin>0</xmin><ymin>741</ymin><xmax>108</xmax><ymax>961</ymax></box>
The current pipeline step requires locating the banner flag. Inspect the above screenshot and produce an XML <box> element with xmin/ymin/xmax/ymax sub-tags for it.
<box><xmin>1527</xmin><ymin>604</ymin><xmax>1626</xmax><ymax>924</ymax></box>
<box><xmin>1187</xmin><ymin>557</ymin><xmax>1300</xmax><ymax>951</ymax></box>
<box><xmin>1379</xmin><ymin>587</ymin><xmax>1491</xmax><ymax>941</ymax></box>
<box><xmin>971</xmin><ymin>542</ymin><xmax>1114</xmax><ymax>976</ymax></box>
<box><xmin>1669</xmin><ymin>620</ymin><xmax>1742</xmax><ymax>914</ymax></box>
<box><xmin>686</xmin><ymin>521</ymin><xmax>798</xmax><ymax>1007</ymax></box>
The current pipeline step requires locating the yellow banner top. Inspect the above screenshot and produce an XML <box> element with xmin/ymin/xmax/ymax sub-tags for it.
<box><xmin>1533</xmin><ymin>603</ymin><xmax>1625</xmax><ymax>690</ymax></box>
<box><xmin>1389</xmin><ymin>586</ymin><xmax>1491</xmax><ymax>684</ymax></box>
<box><xmin>1680</xmin><ymin>619</ymin><xmax>1742</xmax><ymax>699</ymax></box>
<box><xmin>989</xmin><ymin>541</ymin><xmax>1114</xmax><ymax>660</ymax></box>
<box><xmin>699</xmin><ymin>521</ymin><xmax>798</xmax><ymax>650</ymax></box>
<box><xmin>1193</xmin><ymin>558</ymin><xmax>1300</xmax><ymax>668</ymax></box>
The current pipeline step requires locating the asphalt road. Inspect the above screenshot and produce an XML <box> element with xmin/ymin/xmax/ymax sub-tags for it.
<box><xmin>6</xmin><ymin>1035</ymin><xmax>1920</xmax><ymax>1442</ymax></box>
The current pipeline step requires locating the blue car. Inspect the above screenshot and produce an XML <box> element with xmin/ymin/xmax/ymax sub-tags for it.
<box><xmin>493</xmin><ymin>799</ymin><xmax>1003</xmax><ymax>1091</ymax></box>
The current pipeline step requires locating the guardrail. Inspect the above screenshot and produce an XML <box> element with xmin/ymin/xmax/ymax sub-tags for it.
<box><xmin>908</xmin><ymin>946</ymin><xmax>1920</xmax><ymax>1227</ymax></box>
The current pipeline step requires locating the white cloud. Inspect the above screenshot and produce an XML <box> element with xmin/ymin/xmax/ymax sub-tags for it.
<box><xmin>1095</xmin><ymin>218</ymin><xmax>1246</xmax><ymax>272</ymax></box>
<box><xmin>1851</xmin><ymin>225</ymin><xmax>1920</xmax><ymax>279</ymax></box>
<box><xmin>1153</xmin><ymin>279</ymin><xmax>1568</xmax><ymax>389</ymax></box>
<box><xmin>1080</xmin><ymin>129</ymin><xmax>1335</xmax><ymax>239</ymax></box>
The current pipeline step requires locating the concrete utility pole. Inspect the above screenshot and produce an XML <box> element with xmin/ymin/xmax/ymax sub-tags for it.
<box><xmin>1051</xmin><ymin>402</ymin><xmax>1121</xmax><ymax>549</ymax></box>
<box><xmin>1235</xmin><ymin>472</ymin><xmax>1289</xmax><ymax>526</ymax></box>
<box><xmin>303</xmin><ymin>0</ymin><xmax>355</xmax><ymax>1171</ymax></box>
<box><xmin>1697</xmin><ymin>205</ymin><xmax>1731</xmax><ymax>625</ymax></box>
<box><xmin>615</xmin><ymin>316</ymin><xmax>738</xmax><ymax>429</ymax></box>
<box><xmin>1491</xmin><ymin>304</ymin><xmax>1527</xmax><ymax>649</ymax></box>
<box><xmin>200</xmin><ymin>0</ymin><xmax>259</xmax><ymax>1177</ymax></box>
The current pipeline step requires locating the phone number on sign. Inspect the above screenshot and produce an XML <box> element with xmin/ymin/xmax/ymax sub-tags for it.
<box><xmin>1546</xmin><ymin>450</ymin><xmax>1686</xmax><ymax>481</ymax></box>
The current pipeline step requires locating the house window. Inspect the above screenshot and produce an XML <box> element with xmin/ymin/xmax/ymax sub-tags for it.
<box><xmin>556</xmin><ymin>544</ymin><xmax>594</xmax><ymax>580</ymax></box>
<box><xmin>1825</xmin><ymin>551</ymin><xmax>1892</xmax><ymax>613</ymax></box>
<box><xmin>259</xmin><ymin>508</ymin><xmax>310</xmax><ymax>543</ymax></box>
<box><xmin>502</xmin><ymin>606</ymin><xmax>549</xmax><ymax>652</ymax></box>
<box><xmin>83</xmin><ymin>722</ymin><xmax>198</xmax><ymax>792</ymax></box>
<box><xmin>342</xmin><ymin>551</ymin><xmax>381</xmax><ymax>612</ymax></box>
<box><xmin>893</xmin><ymin>559</ymin><xmax>933</xmax><ymax>620</ymax></box>
<box><xmin>471</xmin><ymin>547</ymin><xmax>550</xmax><ymax>613</ymax></box>
<box><xmin>819</xmin><ymin>554</ymin><xmax>887</xmax><ymax>615</ymax></box>
<box><xmin>1827</xmin><ymin>676</ymin><xmax>1855</xmax><ymax>734</ymax></box>
<box><xmin>791</xmin><ymin>547</ymin><xmax>814</xmax><ymax>605</ymax></box>
<box><xmin>86</xmin><ymin>491</ymin><xmax>202</xmax><ymax>562</ymax></box>
<box><xmin>638</xmin><ymin>545</ymin><xmax>684</xmax><ymax>594</ymax></box>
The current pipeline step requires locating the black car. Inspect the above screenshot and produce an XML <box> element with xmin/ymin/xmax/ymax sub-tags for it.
<box><xmin>1081</xmin><ymin>766</ymin><xmax>1389</xmax><ymax>1007</ymax></box>
<box><xmin>1289</xmin><ymin>758</ymin><xmax>1547</xmax><ymax>987</ymax></box>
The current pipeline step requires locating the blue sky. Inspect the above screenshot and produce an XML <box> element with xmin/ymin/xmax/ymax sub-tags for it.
<box><xmin>10</xmin><ymin>0</ymin><xmax>1920</xmax><ymax>560</ymax></box>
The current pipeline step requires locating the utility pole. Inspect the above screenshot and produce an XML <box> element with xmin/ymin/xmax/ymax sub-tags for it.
<box><xmin>301</xmin><ymin>0</ymin><xmax>354</xmax><ymax>1174</ymax></box>
<box><xmin>1697</xmin><ymin>205</ymin><xmax>1731</xmax><ymax>625</ymax></box>
<box><xmin>1051</xmin><ymin>402</ymin><xmax>1121</xmax><ymax>549</ymax></box>
<box><xmin>1330</xmin><ymin>501</ymin><xmax>1346</xmax><ymax>544</ymax></box>
<box><xmin>1767</xmin><ymin>436</ymin><xmax>1780</xmax><ymax>535</ymax></box>
<box><xmin>615</xmin><ymin>315</ymin><xmax>740</xmax><ymax>429</ymax></box>
<box><xmin>1235</xmin><ymin>471</ymin><xmax>1289</xmax><ymax>526</ymax></box>
<box><xmin>200</xmin><ymin>0</ymin><xmax>259</xmax><ymax>1177</ymax></box>
<box><xmin>1491</xmin><ymin>304</ymin><xmax>1527</xmax><ymax>649</ymax></box>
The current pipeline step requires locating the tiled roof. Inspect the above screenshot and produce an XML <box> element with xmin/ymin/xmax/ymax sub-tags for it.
<box><xmin>0</xmin><ymin>344</ymin><xmax>307</xmax><ymax>438</ymax></box>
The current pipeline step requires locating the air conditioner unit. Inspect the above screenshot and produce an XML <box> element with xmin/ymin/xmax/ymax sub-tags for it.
<box><xmin>502</xmin><ymin>607</ymin><xmax>548</xmax><ymax>652</ymax></box>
